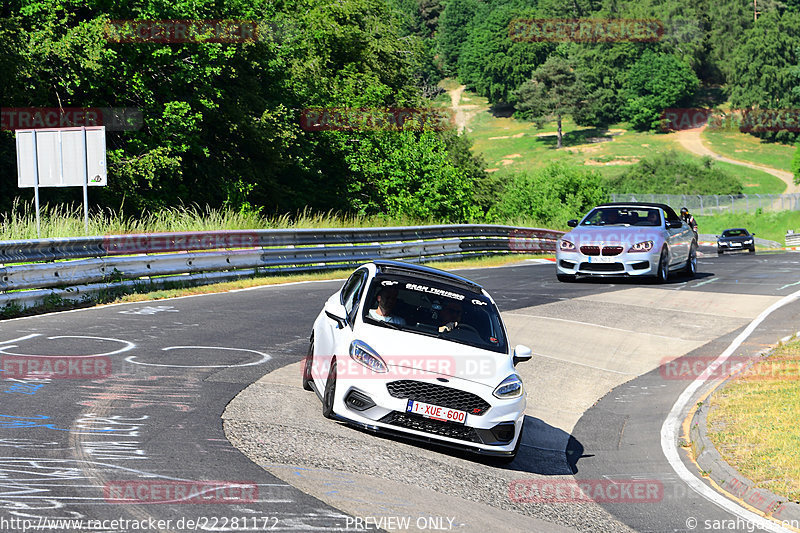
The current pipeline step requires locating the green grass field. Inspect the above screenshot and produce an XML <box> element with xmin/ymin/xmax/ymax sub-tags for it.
<box><xmin>442</xmin><ymin>80</ymin><xmax>789</xmax><ymax>192</ymax></box>
<box><xmin>702</xmin><ymin>128</ymin><xmax>796</xmax><ymax>172</ymax></box>
<box><xmin>696</xmin><ymin>210</ymin><xmax>800</xmax><ymax>243</ymax></box>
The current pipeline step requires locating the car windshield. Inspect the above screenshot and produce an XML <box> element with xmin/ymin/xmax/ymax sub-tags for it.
<box><xmin>361</xmin><ymin>275</ymin><xmax>508</xmax><ymax>353</ymax></box>
<box><xmin>722</xmin><ymin>229</ymin><xmax>749</xmax><ymax>237</ymax></box>
<box><xmin>580</xmin><ymin>207</ymin><xmax>661</xmax><ymax>227</ymax></box>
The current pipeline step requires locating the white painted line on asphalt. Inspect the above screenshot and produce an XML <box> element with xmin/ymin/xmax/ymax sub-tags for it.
<box><xmin>0</xmin><ymin>333</ymin><xmax>40</xmax><ymax>345</ymax></box>
<box><xmin>777</xmin><ymin>280</ymin><xmax>800</xmax><ymax>291</ymax></box>
<box><xmin>661</xmin><ymin>286</ymin><xmax>800</xmax><ymax>532</ymax></box>
<box><xmin>505</xmin><ymin>313</ymin><xmax>695</xmax><ymax>342</ymax></box>
<box><xmin>692</xmin><ymin>277</ymin><xmax>718</xmax><ymax>288</ymax></box>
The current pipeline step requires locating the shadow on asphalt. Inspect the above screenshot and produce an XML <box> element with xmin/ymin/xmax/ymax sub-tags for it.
<box><xmin>345</xmin><ymin>414</ymin><xmax>586</xmax><ymax>475</ymax></box>
<box><xmin>569</xmin><ymin>271</ymin><xmax>715</xmax><ymax>286</ymax></box>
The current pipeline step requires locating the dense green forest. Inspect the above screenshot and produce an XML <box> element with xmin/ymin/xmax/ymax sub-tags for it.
<box><xmin>1</xmin><ymin>0</ymin><xmax>799</xmax><ymax>226</ymax></box>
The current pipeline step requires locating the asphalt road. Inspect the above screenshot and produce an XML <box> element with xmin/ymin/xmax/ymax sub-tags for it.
<box><xmin>1</xmin><ymin>248</ymin><xmax>798</xmax><ymax>532</ymax></box>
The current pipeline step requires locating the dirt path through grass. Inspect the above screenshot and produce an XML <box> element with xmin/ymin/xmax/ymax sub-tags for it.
<box><xmin>447</xmin><ymin>84</ymin><xmax>484</xmax><ymax>134</ymax></box>
<box><xmin>675</xmin><ymin>125</ymin><xmax>800</xmax><ymax>193</ymax></box>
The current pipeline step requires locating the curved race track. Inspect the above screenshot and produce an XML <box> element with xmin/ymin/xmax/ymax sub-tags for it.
<box><xmin>1</xmin><ymin>250</ymin><xmax>799</xmax><ymax>532</ymax></box>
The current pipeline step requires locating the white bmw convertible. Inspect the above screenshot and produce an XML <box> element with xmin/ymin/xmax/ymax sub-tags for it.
<box><xmin>303</xmin><ymin>260</ymin><xmax>532</xmax><ymax>461</ymax></box>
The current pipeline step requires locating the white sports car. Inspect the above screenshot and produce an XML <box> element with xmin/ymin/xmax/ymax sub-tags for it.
<box><xmin>303</xmin><ymin>260</ymin><xmax>532</xmax><ymax>461</ymax></box>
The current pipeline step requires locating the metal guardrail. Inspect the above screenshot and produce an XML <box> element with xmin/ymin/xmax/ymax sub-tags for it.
<box><xmin>786</xmin><ymin>232</ymin><xmax>800</xmax><ymax>247</ymax></box>
<box><xmin>609</xmin><ymin>193</ymin><xmax>800</xmax><ymax>215</ymax></box>
<box><xmin>0</xmin><ymin>225</ymin><xmax>562</xmax><ymax>311</ymax></box>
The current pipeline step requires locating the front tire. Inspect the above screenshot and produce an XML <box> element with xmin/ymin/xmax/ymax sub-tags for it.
<box><xmin>683</xmin><ymin>242</ymin><xmax>697</xmax><ymax>278</ymax></box>
<box><xmin>322</xmin><ymin>358</ymin><xmax>337</xmax><ymax>419</ymax></box>
<box><xmin>655</xmin><ymin>247</ymin><xmax>669</xmax><ymax>283</ymax></box>
<box><xmin>302</xmin><ymin>335</ymin><xmax>314</xmax><ymax>391</ymax></box>
<box><xmin>557</xmin><ymin>273</ymin><xmax>575</xmax><ymax>283</ymax></box>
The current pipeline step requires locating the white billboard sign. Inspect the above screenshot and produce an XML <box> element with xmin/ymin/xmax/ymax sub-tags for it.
<box><xmin>16</xmin><ymin>126</ymin><xmax>107</xmax><ymax>187</ymax></box>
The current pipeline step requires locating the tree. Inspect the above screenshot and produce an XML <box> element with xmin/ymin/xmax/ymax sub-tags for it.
<box><xmin>622</xmin><ymin>50</ymin><xmax>699</xmax><ymax>130</ymax></box>
<box><xmin>727</xmin><ymin>10</ymin><xmax>800</xmax><ymax>143</ymax></box>
<box><xmin>513</xmin><ymin>56</ymin><xmax>586</xmax><ymax>148</ymax></box>
<box><xmin>436</xmin><ymin>0</ymin><xmax>482</xmax><ymax>75</ymax></box>
<box><xmin>490</xmin><ymin>163</ymin><xmax>608</xmax><ymax>227</ymax></box>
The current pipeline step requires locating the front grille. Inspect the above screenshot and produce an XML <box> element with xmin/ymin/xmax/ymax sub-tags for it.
<box><xmin>379</xmin><ymin>412</ymin><xmax>481</xmax><ymax>443</ymax></box>
<box><xmin>386</xmin><ymin>380</ymin><xmax>490</xmax><ymax>415</ymax></box>
<box><xmin>580</xmin><ymin>245</ymin><xmax>600</xmax><ymax>256</ymax></box>
<box><xmin>602</xmin><ymin>246</ymin><xmax>623</xmax><ymax>256</ymax></box>
<box><xmin>579</xmin><ymin>262</ymin><xmax>624</xmax><ymax>272</ymax></box>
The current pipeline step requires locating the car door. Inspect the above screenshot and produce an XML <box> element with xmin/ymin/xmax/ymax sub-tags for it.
<box><xmin>664</xmin><ymin>209</ymin><xmax>691</xmax><ymax>265</ymax></box>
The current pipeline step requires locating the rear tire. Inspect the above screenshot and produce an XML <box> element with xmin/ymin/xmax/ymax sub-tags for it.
<box><xmin>322</xmin><ymin>358</ymin><xmax>337</xmax><ymax>419</ymax></box>
<box><xmin>302</xmin><ymin>335</ymin><xmax>314</xmax><ymax>391</ymax></box>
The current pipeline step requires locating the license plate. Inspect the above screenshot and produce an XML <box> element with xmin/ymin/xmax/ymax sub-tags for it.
<box><xmin>406</xmin><ymin>400</ymin><xmax>466</xmax><ymax>424</ymax></box>
<box><xmin>731</xmin><ymin>242</ymin><xmax>742</xmax><ymax>247</ymax></box>
<box><xmin>588</xmin><ymin>256</ymin><xmax>615</xmax><ymax>263</ymax></box>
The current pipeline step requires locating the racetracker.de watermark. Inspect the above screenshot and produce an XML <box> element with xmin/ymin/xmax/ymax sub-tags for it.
<box><xmin>1</xmin><ymin>356</ymin><xmax>111</xmax><ymax>379</ymax></box>
<box><xmin>103</xmin><ymin>231</ymin><xmax>261</xmax><ymax>254</ymax></box>
<box><xmin>661</xmin><ymin>108</ymin><xmax>800</xmax><ymax>132</ymax></box>
<box><xmin>660</xmin><ymin>355</ymin><xmax>800</xmax><ymax>381</ymax></box>
<box><xmin>306</xmin><ymin>354</ymin><xmax>498</xmax><ymax>381</ymax></box>
<box><xmin>300</xmin><ymin>107</ymin><xmax>454</xmax><ymax>132</ymax></box>
<box><xmin>103</xmin><ymin>480</ymin><xmax>258</xmax><ymax>504</ymax></box>
<box><xmin>105</xmin><ymin>19</ymin><xmax>259</xmax><ymax>43</ymax></box>
<box><xmin>1</xmin><ymin>107</ymin><xmax>142</xmax><ymax>131</ymax></box>
<box><xmin>509</xmin><ymin>18</ymin><xmax>663</xmax><ymax>42</ymax></box>
<box><xmin>509</xmin><ymin>479</ymin><xmax>664</xmax><ymax>503</ymax></box>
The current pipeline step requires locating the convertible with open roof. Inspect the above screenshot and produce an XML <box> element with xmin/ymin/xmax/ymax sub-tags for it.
<box><xmin>555</xmin><ymin>202</ymin><xmax>697</xmax><ymax>282</ymax></box>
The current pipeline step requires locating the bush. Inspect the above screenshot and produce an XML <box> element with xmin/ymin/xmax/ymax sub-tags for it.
<box><xmin>490</xmin><ymin>163</ymin><xmax>608</xmax><ymax>228</ymax></box>
<box><xmin>609</xmin><ymin>152</ymin><xmax>743</xmax><ymax>195</ymax></box>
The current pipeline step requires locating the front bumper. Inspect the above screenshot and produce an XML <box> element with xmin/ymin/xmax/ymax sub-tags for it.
<box><xmin>718</xmin><ymin>241</ymin><xmax>754</xmax><ymax>252</ymax></box>
<box><xmin>328</xmin><ymin>376</ymin><xmax>526</xmax><ymax>455</ymax></box>
<box><xmin>556</xmin><ymin>249</ymin><xmax>660</xmax><ymax>277</ymax></box>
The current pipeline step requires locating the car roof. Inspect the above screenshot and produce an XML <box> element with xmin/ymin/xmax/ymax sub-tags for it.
<box><xmin>722</xmin><ymin>228</ymin><xmax>749</xmax><ymax>233</ymax></box>
<box><xmin>595</xmin><ymin>202</ymin><xmax>680</xmax><ymax>220</ymax></box>
<box><xmin>371</xmin><ymin>260</ymin><xmax>484</xmax><ymax>294</ymax></box>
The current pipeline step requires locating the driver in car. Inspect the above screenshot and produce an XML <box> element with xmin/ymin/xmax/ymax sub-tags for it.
<box><xmin>438</xmin><ymin>300</ymin><xmax>463</xmax><ymax>332</ymax></box>
<box><xmin>368</xmin><ymin>285</ymin><xmax>407</xmax><ymax>326</ymax></box>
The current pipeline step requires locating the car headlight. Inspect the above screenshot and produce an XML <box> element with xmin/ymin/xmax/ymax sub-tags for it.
<box><xmin>559</xmin><ymin>239</ymin><xmax>575</xmax><ymax>251</ymax></box>
<box><xmin>349</xmin><ymin>340</ymin><xmax>387</xmax><ymax>373</ymax></box>
<box><xmin>743</xmin><ymin>239</ymin><xmax>753</xmax><ymax>244</ymax></box>
<box><xmin>493</xmin><ymin>374</ymin><xmax>524</xmax><ymax>399</ymax></box>
<box><xmin>629</xmin><ymin>240</ymin><xmax>654</xmax><ymax>253</ymax></box>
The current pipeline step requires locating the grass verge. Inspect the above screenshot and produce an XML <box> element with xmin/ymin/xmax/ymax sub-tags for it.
<box><xmin>706</xmin><ymin>339</ymin><xmax>800</xmax><ymax>502</ymax></box>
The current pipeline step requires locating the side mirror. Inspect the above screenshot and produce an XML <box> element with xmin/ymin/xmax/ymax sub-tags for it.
<box><xmin>324</xmin><ymin>301</ymin><xmax>348</xmax><ymax>329</ymax></box>
<box><xmin>567</xmin><ymin>219</ymin><xmax>578</xmax><ymax>228</ymax></box>
<box><xmin>752</xmin><ymin>233</ymin><xmax>756</xmax><ymax>236</ymax></box>
<box><xmin>666</xmin><ymin>220</ymin><xmax>682</xmax><ymax>229</ymax></box>
<box><xmin>513</xmin><ymin>344</ymin><xmax>533</xmax><ymax>366</ymax></box>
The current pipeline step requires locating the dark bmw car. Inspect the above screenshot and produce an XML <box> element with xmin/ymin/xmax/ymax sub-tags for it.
<box><xmin>717</xmin><ymin>228</ymin><xmax>755</xmax><ymax>254</ymax></box>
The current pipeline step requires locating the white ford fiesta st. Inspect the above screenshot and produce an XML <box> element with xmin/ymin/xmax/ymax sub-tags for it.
<box><xmin>303</xmin><ymin>260</ymin><xmax>532</xmax><ymax>461</ymax></box>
